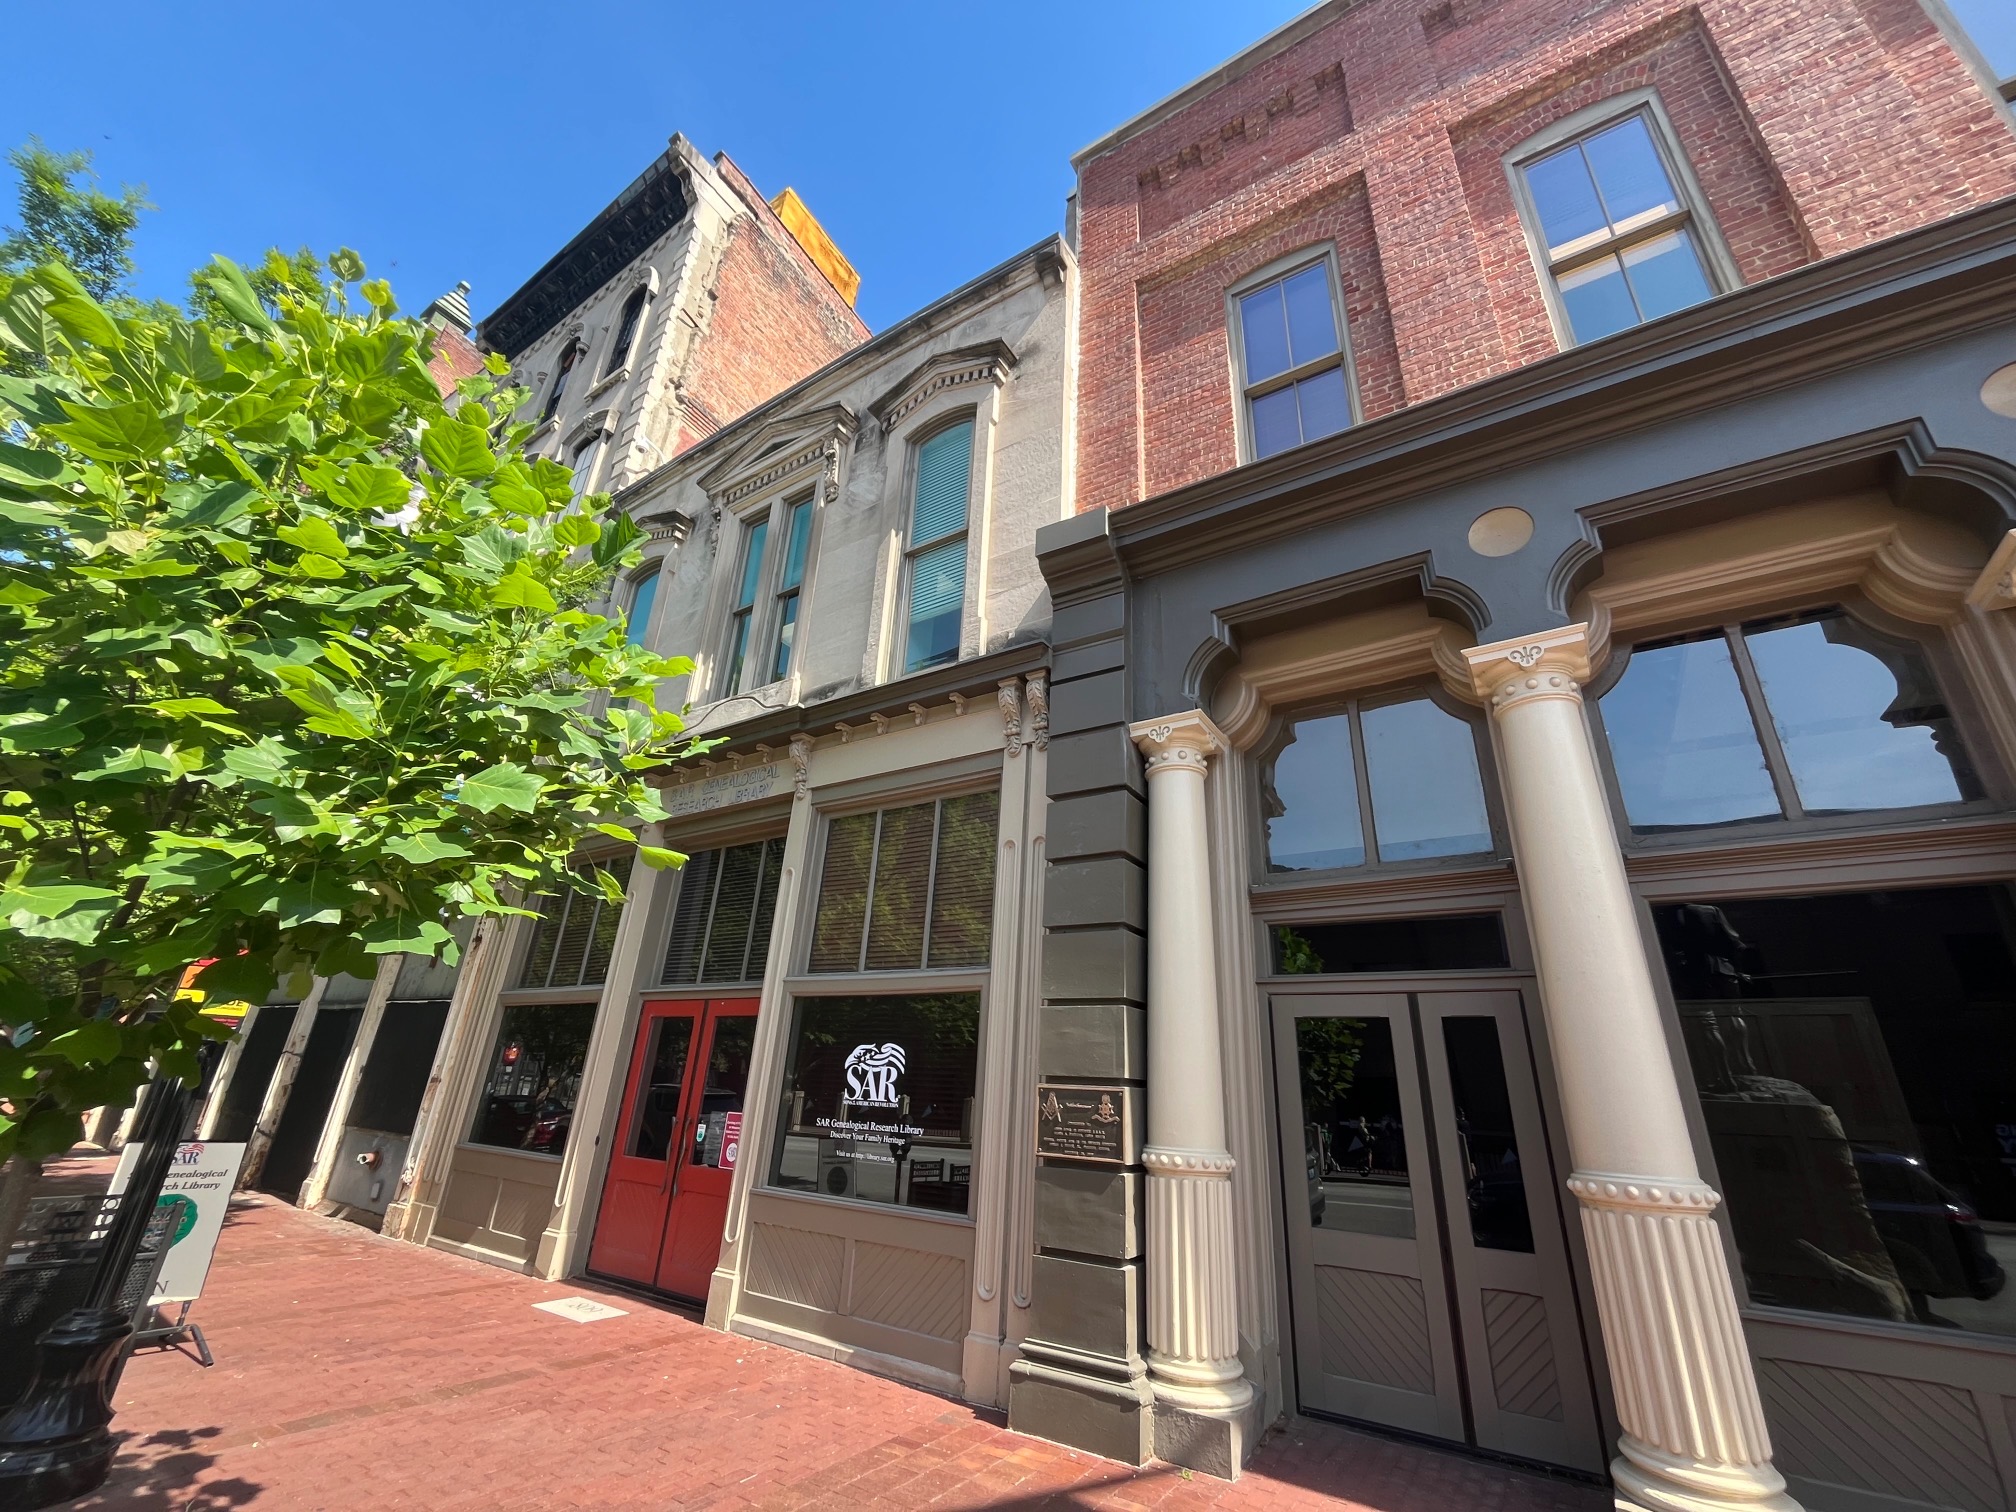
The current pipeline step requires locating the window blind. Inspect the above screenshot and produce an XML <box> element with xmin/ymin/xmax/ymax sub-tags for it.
<box><xmin>910</xmin><ymin>423</ymin><xmax>972</xmax><ymax>546</ymax></box>
<box><xmin>808</xmin><ymin>792</ymin><xmax>1000</xmax><ymax>974</ymax></box>
<box><xmin>517</xmin><ymin>858</ymin><xmax>632</xmax><ymax>990</ymax></box>
<box><xmin>660</xmin><ymin>838</ymin><xmax>786</xmax><ymax>986</ymax></box>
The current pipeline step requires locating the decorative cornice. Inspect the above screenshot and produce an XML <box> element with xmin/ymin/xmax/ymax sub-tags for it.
<box><xmin>871</xmin><ymin>340</ymin><xmax>1017</xmax><ymax>433</ymax></box>
<box><xmin>1131</xmin><ymin>709</ymin><xmax>1226</xmax><ymax>774</ymax></box>
<box><xmin>716</xmin><ymin>435</ymin><xmax>833</xmax><ymax>510</ymax></box>
<box><xmin>696</xmin><ymin>403</ymin><xmax>858</xmax><ymax>508</ymax></box>
<box><xmin>1462</xmin><ymin>624</ymin><xmax>1594</xmax><ymax>710</ymax></box>
<box><xmin>1568</xmin><ymin>1172</ymin><xmax>1721</xmax><ymax>1215</ymax></box>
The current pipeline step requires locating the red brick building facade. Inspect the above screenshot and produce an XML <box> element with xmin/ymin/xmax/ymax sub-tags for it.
<box><xmin>1071</xmin><ymin>0</ymin><xmax>2016</xmax><ymax>512</ymax></box>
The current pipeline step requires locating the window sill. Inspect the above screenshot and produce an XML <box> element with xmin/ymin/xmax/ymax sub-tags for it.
<box><xmin>754</xmin><ymin>1182</ymin><xmax>976</xmax><ymax>1229</ymax></box>
<box><xmin>455</xmin><ymin>1141</ymin><xmax>565</xmax><ymax>1164</ymax></box>
<box><xmin>586</xmin><ymin>367</ymin><xmax>630</xmax><ymax>403</ymax></box>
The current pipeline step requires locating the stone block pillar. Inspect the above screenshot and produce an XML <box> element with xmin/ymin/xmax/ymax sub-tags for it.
<box><xmin>1463</xmin><ymin>625</ymin><xmax>1798</xmax><ymax>1512</ymax></box>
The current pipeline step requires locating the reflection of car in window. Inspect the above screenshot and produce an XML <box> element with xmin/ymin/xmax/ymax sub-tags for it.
<box><xmin>526</xmin><ymin>1102</ymin><xmax>573</xmax><ymax>1153</ymax></box>
<box><xmin>1853</xmin><ymin>1146</ymin><xmax>2006</xmax><ymax>1306</ymax></box>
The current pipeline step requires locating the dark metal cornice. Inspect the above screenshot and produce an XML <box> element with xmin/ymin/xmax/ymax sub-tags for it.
<box><xmin>1104</xmin><ymin>196</ymin><xmax>2016</xmax><ymax>579</ymax></box>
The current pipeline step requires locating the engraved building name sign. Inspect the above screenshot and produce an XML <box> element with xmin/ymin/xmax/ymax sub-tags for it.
<box><xmin>1035</xmin><ymin>1082</ymin><xmax>1135</xmax><ymax>1165</ymax></box>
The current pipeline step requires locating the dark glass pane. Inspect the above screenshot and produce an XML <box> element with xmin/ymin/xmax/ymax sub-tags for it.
<box><xmin>726</xmin><ymin>611</ymin><xmax>752</xmax><ymax>694</ymax></box>
<box><xmin>772</xmin><ymin>592</ymin><xmax>799</xmax><ymax>682</ymax></box>
<box><xmin>582</xmin><ymin>892</ymin><xmax>623</xmax><ymax>985</ymax></box>
<box><xmin>781</xmin><ymin>496</ymin><xmax>812</xmax><ymax>590</ymax></box>
<box><xmin>1443</xmin><ymin>1017</ymin><xmax>1535</xmax><ymax>1252</ymax></box>
<box><xmin>690</xmin><ymin>1016</ymin><xmax>757</xmax><ymax>1168</ymax></box>
<box><xmin>605</xmin><ymin>288</ymin><xmax>646</xmax><ymax>375</ymax></box>
<box><xmin>546</xmin><ymin>893</ymin><xmax>593</xmax><ymax>987</ymax></box>
<box><xmin>469</xmin><ymin>1001</ymin><xmax>596</xmax><ymax>1158</ymax></box>
<box><xmin>736</xmin><ymin>519</ymin><xmax>768</xmax><ymax>610</ymax></box>
<box><xmin>624</xmin><ymin>568</ymin><xmax>659</xmax><ymax>649</ymax></box>
<box><xmin>1282</xmin><ymin>264</ymin><xmax>1340</xmax><ymax>366</ymax></box>
<box><xmin>1249</xmin><ymin>385</ymin><xmax>1301</xmax><ymax>458</ymax></box>
<box><xmin>1360</xmin><ymin>698</ymin><xmax>1492</xmax><ymax>862</ymax></box>
<box><xmin>1525</xmin><ymin>143</ymin><xmax>1608</xmax><ymax>253</ymax></box>
<box><xmin>516</xmin><ymin>891</ymin><xmax>564</xmax><ymax>988</ymax></box>
<box><xmin>1296</xmin><ymin>1016</ymin><xmax>1414</xmax><ymax>1237</ymax></box>
<box><xmin>1583</xmin><ymin>116</ymin><xmax>1680</xmax><ymax>227</ymax></box>
<box><xmin>1239</xmin><ymin>281</ymin><xmax>1292</xmax><ymax>383</ymax></box>
<box><xmin>746</xmin><ymin>837</ymin><xmax>786</xmax><ymax>982</ymax></box>
<box><xmin>661</xmin><ymin>848</ymin><xmax>722</xmax><ymax>985</ymax></box>
<box><xmin>1744</xmin><ymin>611</ymin><xmax>1978</xmax><ymax>814</ymax></box>
<box><xmin>701</xmin><ymin>841</ymin><xmax>763</xmax><ymax>983</ymax></box>
<box><xmin>1601</xmin><ymin>633</ymin><xmax>1781</xmax><ymax>831</ymax></box>
<box><xmin>1559</xmin><ymin>253</ymin><xmax>1641</xmax><ymax>343</ymax></box>
<box><xmin>865</xmin><ymin>802</ymin><xmax>936</xmax><ymax>971</ymax></box>
<box><xmin>1620</xmin><ymin>228</ymin><xmax>1712</xmax><ymax>321</ymax></box>
<box><xmin>809</xmin><ymin>813</ymin><xmax>876</xmax><ymax>972</ymax></box>
<box><xmin>768</xmin><ymin>994</ymin><xmax>982</xmax><ymax>1214</ymax></box>
<box><xmin>1656</xmin><ymin>887</ymin><xmax>2016</xmax><ymax>1338</ymax></box>
<box><xmin>627</xmin><ymin>1015</ymin><xmax>695</xmax><ymax>1161</ymax></box>
<box><xmin>1273</xmin><ymin>914</ymin><xmax>1510</xmax><ymax>975</ymax></box>
<box><xmin>349</xmin><ymin>999</ymin><xmax>450</xmax><ymax>1136</ymax></box>
<box><xmin>1295</xmin><ymin>367</ymin><xmax>1351</xmax><ymax>444</ymax></box>
<box><xmin>928</xmin><ymin>791</ymin><xmax>1000</xmax><ymax>968</ymax></box>
<box><xmin>905</xmin><ymin>537</ymin><xmax>965</xmax><ymax>672</ymax></box>
<box><xmin>1264</xmin><ymin>712</ymin><xmax>1364</xmax><ymax>872</ymax></box>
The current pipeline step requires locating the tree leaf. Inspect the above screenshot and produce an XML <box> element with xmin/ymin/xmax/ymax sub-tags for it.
<box><xmin>0</xmin><ymin>440</ymin><xmax>77</xmax><ymax>493</ymax></box>
<box><xmin>419</xmin><ymin>419</ymin><xmax>495</xmax><ymax>480</ymax></box>
<box><xmin>384</xmin><ymin>831</ymin><xmax>472</xmax><ymax>865</ymax></box>
<box><xmin>553</xmin><ymin>513</ymin><xmax>601</xmax><ymax>548</ymax></box>
<box><xmin>638</xmin><ymin>845</ymin><xmax>687</xmax><ymax>871</ymax></box>
<box><xmin>277</xmin><ymin>515</ymin><xmax>349</xmax><ymax>558</ymax></box>
<box><xmin>490</xmin><ymin>567</ymin><xmax>556</xmax><ymax>612</ymax></box>
<box><xmin>39</xmin><ymin>1020</ymin><xmax>122</xmax><ymax>1068</ymax></box>
<box><xmin>456</xmin><ymin>761</ymin><xmax>543</xmax><ymax>814</ymax></box>
<box><xmin>197</xmin><ymin>255</ymin><xmax>275</xmax><ymax>332</ymax></box>
<box><xmin>360</xmin><ymin>914</ymin><xmax>450</xmax><ymax>955</ymax></box>
<box><xmin>0</xmin><ymin>882</ymin><xmax>121</xmax><ymax>944</ymax></box>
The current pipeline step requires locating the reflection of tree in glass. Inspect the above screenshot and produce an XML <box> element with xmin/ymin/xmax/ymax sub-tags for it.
<box><xmin>1295</xmin><ymin>1016</ymin><xmax>1364</xmax><ymax>1114</ymax></box>
<box><xmin>928</xmin><ymin>792</ymin><xmax>999</xmax><ymax>967</ymax></box>
<box><xmin>786</xmin><ymin>994</ymin><xmax>980</xmax><ymax>1138</ymax></box>
<box><xmin>1275</xmin><ymin>926</ymin><xmax>1323</xmax><ymax>974</ymax></box>
<box><xmin>809</xmin><ymin>813</ymin><xmax>875</xmax><ymax>969</ymax></box>
<box><xmin>866</xmin><ymin>804</ymin><xmax>935</xmax><ymax>968</ymax></box>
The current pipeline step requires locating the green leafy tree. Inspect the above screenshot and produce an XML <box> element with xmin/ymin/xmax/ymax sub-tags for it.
<box><xmin>0</xmin><ymin>140</ymin><xmax>149</xmax><ymax>303</ymax></box>
<box><xmin>0</xmin><ymin>250</ymin><xmax>700</xmax><ymax>1206</ymax></box>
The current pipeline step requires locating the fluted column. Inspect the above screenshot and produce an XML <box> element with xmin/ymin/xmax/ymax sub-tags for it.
<box><xmin>1130</xmin><ymin>713</ymin><xmax>1253</xmax><ymax>1417</ymax></box>
<box><xmin>1463</xmin><ymin>626</ymin><xmax>1798</xmax><ymax>1512</ymax></box>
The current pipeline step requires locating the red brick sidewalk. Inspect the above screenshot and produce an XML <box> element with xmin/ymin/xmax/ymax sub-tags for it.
<box><xmin>70</xmin><ymin>1192</ymin><xmax>1605</xmax><ymax>1511</ymax></box>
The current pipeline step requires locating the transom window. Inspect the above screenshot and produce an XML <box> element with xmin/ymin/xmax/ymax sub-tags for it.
<box><xmin>660</xmin><ymin>837</ymin><xmax>787</xmax><ymax>985</ymax></box>
<box><xmin>904</xmin><ymin>422</ymin><xmax>973</xmax><ymax>674</ymax></box>
<box><xmin>1517</xmin><ymin>109</ymin><xmax>1717</xmax><ymax>345</ymax></box>
<box><xmin>1262</xmin><ymin>694</ymin><xmax>1494</xmax><ymax>873</ymax></box>
<box><xmin>517</xmin><ymin>859</ymin><xmax>632</xmax><ymax>990</ymax></box>
<box><xmin>809</xmin><ymin>791</ymin><xmax>999</xmax><ymax>972</ymax></box>
<box><xmin>723</xmin><ymin>514</ymin><xmax>769</xmax><ymax>695</ymax></box>
<box><xmin>1232</xmin><ymin>256</ymin><xmax>1353</xmax><ymax>461</ymax></box>
<box><xmin>1597</xmin><ymin>607</ymin><xmax>1984</xmax><ymax>834</ymax></box>
<box><xmin>604</xmin><ymin>286</ymin><xmax>648</xmax><ymax>377</ymax></box>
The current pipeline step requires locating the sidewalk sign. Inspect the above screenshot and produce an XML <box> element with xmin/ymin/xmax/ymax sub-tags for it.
<box><xmin>109</xmin><ymin>1140</ymin><xmax>247</xmax><ymax>1305</ymax></box>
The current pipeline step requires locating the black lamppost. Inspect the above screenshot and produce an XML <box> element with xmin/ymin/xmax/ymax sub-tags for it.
<box><xmin>0</xmin><ymin>1066</ymin><xmax>202</xmax><ymax>1510</ymax></box>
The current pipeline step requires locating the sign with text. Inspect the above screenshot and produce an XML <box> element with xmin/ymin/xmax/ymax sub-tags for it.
<box><xmin>662</xmin><ymin>761</ymin><xmax>789</xmax><ymax>820</ymax></box>
<box><xmin>1035</xmin><ymin>1083</ymin><xmax>1136</xmax><ymax>1166</ymax></box>
<box><xmin>720</xmin><ymin>1111</ymin><xmax>743</xmax><ymax>1172</ymax></box>
<box><xmin>109</xmin><ymin>1141</ymin><xmax>247</xmax><ymax>1305</ymax></box>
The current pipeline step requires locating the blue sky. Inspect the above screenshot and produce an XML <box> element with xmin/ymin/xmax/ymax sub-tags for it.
<box><xmin>2</xmin><ymin>1</ymin><xmax>1311</xmax><ymax>333</ymax></box>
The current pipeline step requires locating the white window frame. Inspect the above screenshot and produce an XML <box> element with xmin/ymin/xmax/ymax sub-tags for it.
<box><xmin>896</xmin><ymin>413</ymin><xmax>980</xmax><ymax>678</ymax></box>
<box><xmin>1226</xmin><ymin>245</ymin><xmax>1360</xmax><ymax>465</ymax></box>
<box><xmin>714</xmin><ymin>483</ymin><xmax>825</xmax><ymax>701</ymax></box>
<box><xmin>1503</xmin><ymin>89</ymin><xmax>1741</xmax><ymax>351</ymax></box>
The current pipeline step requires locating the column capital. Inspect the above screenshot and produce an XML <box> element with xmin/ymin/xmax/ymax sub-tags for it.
<box><xmin>1462</xmin><ymin>623</ymin><xmax>1595</xmax><ymax>711</ymax></box>
<box><xmin>1130</xmin><ymin>710</ymin><xmax>1226</xmax><ymax>775</ymax></box>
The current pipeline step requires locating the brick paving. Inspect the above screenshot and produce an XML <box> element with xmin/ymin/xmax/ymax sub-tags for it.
<box><xmin>48</xmin><ymin>1173</ymin><xmax>1605</xmax><ymax>1510</ymax></box>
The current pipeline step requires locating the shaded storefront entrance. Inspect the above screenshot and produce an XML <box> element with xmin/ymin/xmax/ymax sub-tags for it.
<box><xmin>589</xmin><ymin>996</ymin><xmax>759</xmax><ymax>1300</ymax></box>
<box><xmin>1272</xmin><ymin>984</ymin><xmax>1605</xmax><ymax>1474</ymax></box>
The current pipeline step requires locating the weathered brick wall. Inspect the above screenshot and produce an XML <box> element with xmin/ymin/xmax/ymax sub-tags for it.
<box><xmin>675</xmin><ymin>158</ymin><xmax>870</xmax><ymax>455</ymax></box>
<box><xmin>1074</xmin><ymin>0</ymin><xmax>2016</xmax><ymax>514</ymax></box>
<box><xmin>424</xmin><ymin>324</ymin><xmax>485</xmax><ymax>397</ymax></box>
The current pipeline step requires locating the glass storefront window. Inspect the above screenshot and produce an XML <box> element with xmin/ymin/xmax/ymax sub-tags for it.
<box><xmin>1263</xmin><ymin>693</ymin><xmax>1493</xmax><ymax>874</ymax></box>
<box><xmin>1272</xmin><ymin>914</ymin><xmax>1509</xmax><ymax>975</ymax></box>
<box><xmin>1655</xmin><ymin>886</ymin><xmax>2016</xmax><ymax>1337</ymax></box>
<box><xmin>1600</xmin><ymin>609</ymin><xmax>1981</xmax><ymax>834</ymax></box>
<box><xmin>1296</xmin><ymin>1016</ymin><xmax>1415</xmax><ymax>1238</ymax></box>
<box><xmin>767</xmin><ymin>994</ymin><xmax>980</xmax><ymax>1215</ymax></box>
<box><xmin>469</xmin><ymin>1001</ymin><xmax>597</xmax><ymax>1159</ymax></box>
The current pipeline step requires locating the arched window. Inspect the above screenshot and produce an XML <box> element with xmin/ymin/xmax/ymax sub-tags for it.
<box><xmin>1596</xmin><ymin>607</ymin><xmax>1984</xmax><ymax>833</ymax></box>
<box><xmin>604</xmin><ymin>287</ymin><xmax>648</xmax><ymax>377</ymax></box>
<box><xmin>903</xmin><ymin>420</ymin><xmax>973</xmax><ymax>673</ymax></box>
<box><xmin>540</xmin><ymin>342</ymin><xmax>582</xmax><ymax>424</ymax></box>
<box><xmin>624</xmin><ymin>566</ymin><xmax>660</xmax><ymax>649</ymax></box>
<box><xmin>1262</xmin><ymin>693</ymin><xmax>1494</xmax><ymax>873</ymax></box>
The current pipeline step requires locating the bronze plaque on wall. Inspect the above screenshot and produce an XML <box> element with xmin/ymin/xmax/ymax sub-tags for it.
<box><xmin>1035</xmin><ymin>1083</ymin><xmax>1136</xmax><ymax>1165</ymax></box>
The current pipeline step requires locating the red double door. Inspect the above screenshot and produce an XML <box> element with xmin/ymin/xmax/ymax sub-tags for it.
<box><xmin>588</xmin><ymin>998</ymin><xmax>759</xmax><ymax>1300</ymax></box>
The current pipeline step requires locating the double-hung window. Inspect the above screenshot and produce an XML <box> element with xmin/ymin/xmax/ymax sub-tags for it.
<box><xmin>1944</xmin><ymin>1</ymin><xmax>2016</xmax><ymax>99</ymax></box>
<box><xmin>723</xmin><ymin>516</ymin><xmax>769</xmax><ymax>695</ymax></box>
<box><xmin>604</xmin><ymin>287</ymin><xmax>648</xmax><ymax>377</ymax></box>
<box><xmin>903</xmin><ymin>422</ymin><xmax>973</xmax><ymax>674</ymax></box>
<box><xmin>771</xmin><ymin>493</ymin><xmax>813</xmax><ymax>682</ymax></box>
<box><xmin>541</xmin><ymin>342</ymin><xmax>581</xmax><ymax>424</ymax></box>
<box><xmin>1232</xmin><ymin>255</ymin><xmax>1354</xmax><ymax>461</ymax></box>
<box><xmin>623</xmin><ymin>566</ymin><xmax>660</xmax><ymax>649</ymax></box>
<box><xmin>1515</xmin><ymin>108</ymin><xmax>1718</xmax><ymax>345</ymax></box>
<box><xmin>569</xmin><ymin>435</ymin><xmax>602</xmax><ymax>502</ymax></box>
